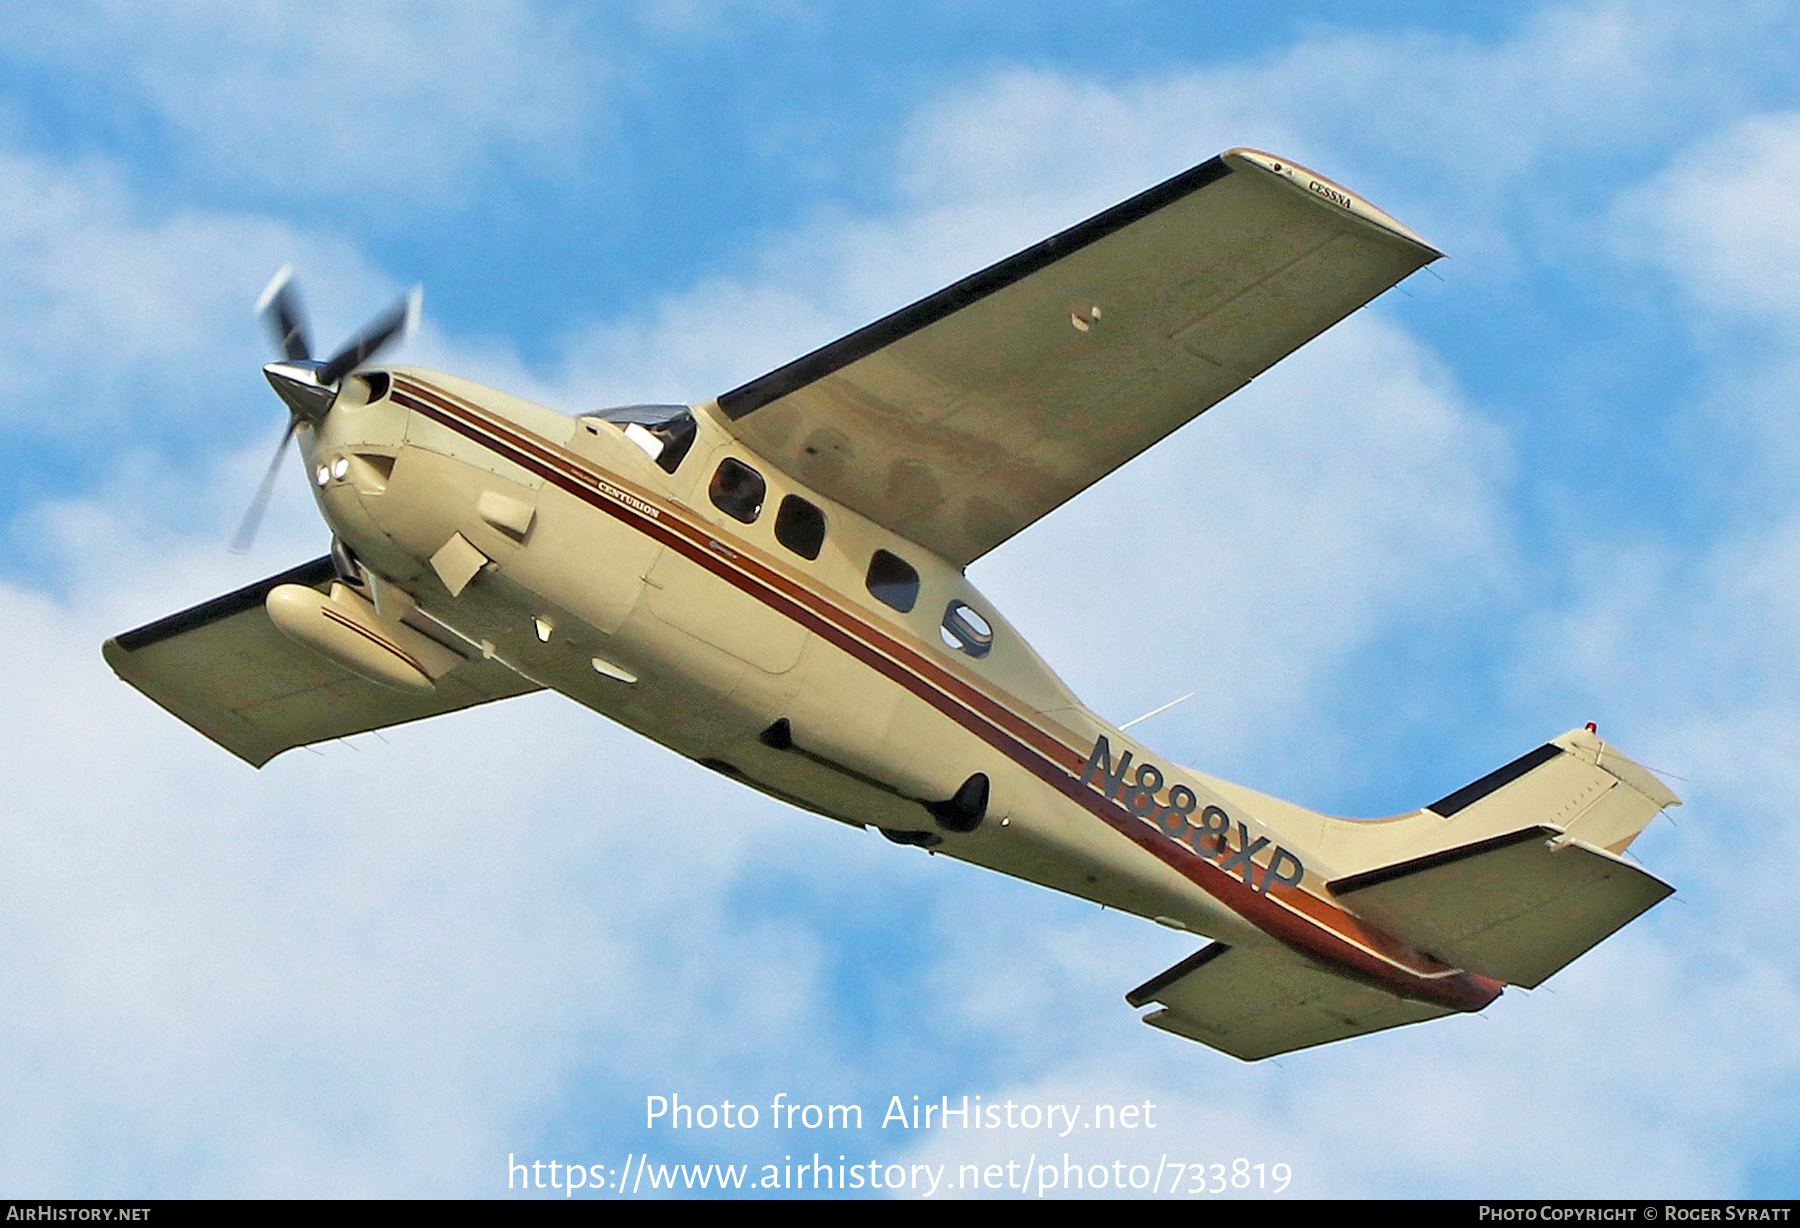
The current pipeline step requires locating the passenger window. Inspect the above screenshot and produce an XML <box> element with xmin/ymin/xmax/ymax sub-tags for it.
<box><xmin>775</xmin><ymin>495</ymin><xmax>826</xmax><ymax>560</ymax></box>
<box><xmin>940</xmin><ymin>600</ymin><xmax>994</xmax><ymax>658</ymax></box>
<box><xmin>866</xmin><ymin>550</ymin><xmax>920</xmax><ymax>613</ymax></box>
<box><xmin>709</xmin><ymin>458</ymin><xmax>766</xmax><ymax>523</ymax></box>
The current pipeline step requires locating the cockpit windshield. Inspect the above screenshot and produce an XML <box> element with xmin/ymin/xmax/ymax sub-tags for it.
<box><xmin>582</xmin><ymin>404</ymin><xmax>697</xmax><ymax>474</ymax></box>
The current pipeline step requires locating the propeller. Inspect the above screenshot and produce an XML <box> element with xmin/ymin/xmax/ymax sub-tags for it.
<box><xmin>230</xmin><ymin>267</ymin><xmax>420</xmax><ymax>554</ymax></box>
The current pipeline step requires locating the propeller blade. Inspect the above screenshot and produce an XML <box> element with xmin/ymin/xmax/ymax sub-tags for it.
<box><xmin>229</xmin><ymin>416</ymin><xmax>300</xmax><ymax>555</ymax></box>
<box><xmin>255</xmin><ymin>265</ymin><xmax>312</xmax><ymax>362</ymax></box>
<box><xmin>317</xmin><ymin>286</ymin><xmax>421</xmax><ymax>385</ymax></box>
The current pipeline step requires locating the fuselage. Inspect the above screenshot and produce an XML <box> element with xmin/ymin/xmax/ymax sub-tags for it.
<box><xmin>301</xmin><ymin>364</ymin><xmax>1500</xmax><ymax>1014</ymax></box>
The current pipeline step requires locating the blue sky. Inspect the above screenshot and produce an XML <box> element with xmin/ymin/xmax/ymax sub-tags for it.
<box><xmin>2</xmin><ymin>0</ymin><xmax>1798</xmax><ymax>1199</ymax></box>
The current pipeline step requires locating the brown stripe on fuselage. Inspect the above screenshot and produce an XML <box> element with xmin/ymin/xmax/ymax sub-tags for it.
<box><xmin>398</xmin><ymin>380</ymin><xmax>1077</xmax><ymax>764</ymax></box>
<box><xmin>390</xmin><ymin>376</ymin><xmax>1500</xmax><ymax>1012</ymax></box>
<box><xmin>318</xmin><ymin>605</ymin><xmax>430</xmax><ymax>676</ymax></box>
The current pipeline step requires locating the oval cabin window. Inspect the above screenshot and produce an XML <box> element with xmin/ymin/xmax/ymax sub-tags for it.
<box><xmin>940</xmin><ymin>600</ymin><xmax>994</xmax><ymax>658</ymax></box>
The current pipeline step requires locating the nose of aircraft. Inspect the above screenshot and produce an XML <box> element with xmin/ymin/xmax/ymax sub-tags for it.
<box><xmin>263</xmin><ymin>360</ymin><xmax>337</xmax><ymax>421</ymax></box>
<box><xmin>229</xmin><ymin>269</ymin><xmax>422</xmax><ymax>554</ymax></box>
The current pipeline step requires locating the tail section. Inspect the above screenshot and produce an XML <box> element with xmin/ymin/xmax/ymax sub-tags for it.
<box><xmin>1125</xmin><ymin>728</ymin><xmax>1679</xmax><ymax>1058</ymax></box>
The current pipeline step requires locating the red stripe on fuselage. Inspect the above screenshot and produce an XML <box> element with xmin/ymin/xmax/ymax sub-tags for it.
<box><xmin>390</xmin><ymin>377</ymin><xmax>1501</xmax><ymax>1012</ymax></box>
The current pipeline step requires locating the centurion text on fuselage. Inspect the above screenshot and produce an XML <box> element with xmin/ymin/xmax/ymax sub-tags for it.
<box><xmin>105</xmin><ymin>148</ymin><xmax>1681</xmax><ymax>1060</ymax></box>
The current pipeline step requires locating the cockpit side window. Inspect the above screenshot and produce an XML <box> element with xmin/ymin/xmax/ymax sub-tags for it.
<box><xmin>709</xmin><ymin>457</ymin><xmax>766</xmax><ymax>523</ymax></box>
<box><xmin>582</xmin><ymin>404</ymin><xmax>697</xmax><ymax>474</ymax></box>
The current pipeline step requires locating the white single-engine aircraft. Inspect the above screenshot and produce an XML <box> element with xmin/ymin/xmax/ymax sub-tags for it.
<box><xmin>105</xmin><ymin>150</ymin><xmax>1678</xmax><ymax>1060</ymax></box>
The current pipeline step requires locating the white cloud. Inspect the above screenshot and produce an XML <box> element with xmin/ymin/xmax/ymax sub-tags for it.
<box><xmin>874</xmin><ymin>2</ymin><xmax>1779</xmax><ymax>282</ymax></box>
<box><xmin>0</xmin><ymin>0</ymin><xmax>599</xmax><ymax>208</ymax></box>
<box><xmin>1612</xmin><ymin>109</ymin><xmax>1800</xmax><ymax>340</ymax></box>
<box><xmin>0</xmin><ymin>136</ymin><xmax>413</xmax><ymax>458</ymax></box>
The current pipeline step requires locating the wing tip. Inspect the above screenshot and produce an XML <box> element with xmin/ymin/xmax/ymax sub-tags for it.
<box><xmin>1223</xmin><ymin>147</ymin><xmax>1444</xmax><ymax>257</ymax></box>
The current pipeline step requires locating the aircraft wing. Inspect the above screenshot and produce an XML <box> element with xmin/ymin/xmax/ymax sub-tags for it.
<box><xmin>103</xmin><ymin>557</ymin><xmax>542</xmax><ymax>767</ymax></box>
<box><xmin>713</xmin><ymin>148</ymin><xmax>1441</xmax><ymax>565</ymax></box>
<box><xmin>1127</xmin><ymin>940</ymin><xmax>1458</xmax><ymax>1061</ymax></box>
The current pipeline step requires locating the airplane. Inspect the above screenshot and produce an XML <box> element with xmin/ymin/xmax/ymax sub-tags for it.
<box><xmin>102</xmin><ymin>148</ymin><xmax>1679</xmax><ymax>1061</ymax></box>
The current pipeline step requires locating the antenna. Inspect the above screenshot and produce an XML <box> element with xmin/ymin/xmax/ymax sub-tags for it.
<box><xmin>1120</xmin><ymin>691</ymin><xmax>1195</xmax><ymax>731</ymax></box>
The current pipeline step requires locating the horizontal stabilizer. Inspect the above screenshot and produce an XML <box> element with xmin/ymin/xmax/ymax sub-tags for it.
<box><xmin>104</xmin><ymin>557</ymin><xmax>541</xmax><ymax>767</ymax></box>
<box><xmin>1127</xmin><ymin>941</ymin><xmax>1457</xmax><ymax>1061</ymax></box>
<box><xmin>1329</xmin><ymin>828</ymin><xmax>1673</xmax><ymax>988</ymax></box>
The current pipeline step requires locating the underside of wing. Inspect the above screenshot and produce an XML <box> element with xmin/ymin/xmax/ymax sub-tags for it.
<box><xmin>714</xmin><ymin>148</ymin><xmax>1442</xmax><ymax>565</ymax></box>
<box><xmin>1127</xmin><ymin>941</ymin><xmax>1459</xmax><ymax>1061</ymax></box>
<box><xmin>103</xmin><ymin>557</ymin><xmax>541</xmax><ymax>767</ymax></box>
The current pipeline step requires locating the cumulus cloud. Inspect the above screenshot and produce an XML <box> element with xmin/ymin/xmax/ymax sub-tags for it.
<box><xmin>1616</xmin><ymin>111</ymin><xmax>1800</xmax><ymax>321</ymax></box>
<box><xmin>0</xmin><ymin>134</ymin><xmax>421</xmax><ymax>488</ymax></box>
<box><xmin>0</xmin><ymin>0</ymin><xmax>599</xmax><ymax>209</ymax></box>
<box><xmin>868</xmin><ymin>1</ymin><xmax>1792</xmax><ymax>281</ymax></box>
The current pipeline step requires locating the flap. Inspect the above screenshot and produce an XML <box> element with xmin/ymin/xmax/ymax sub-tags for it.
<box><xmin>103</xmin><ymin>557</ymin><xmax>542</xmax><ymax>767</ymax></box>
<box><xmin>1127</xmin><ymin>941</ymin><xmax>1458</xmax><ymax>1061</ymax></box>
<box><xmin>1330</xmin><ymin>828</ymin><xmax>1675</xmax><ymax>988</ymax></box>
<box><xmin>713</xmin><ymin>148</ymin><xmax>1440</xmax><ymax>565</ymax></box>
